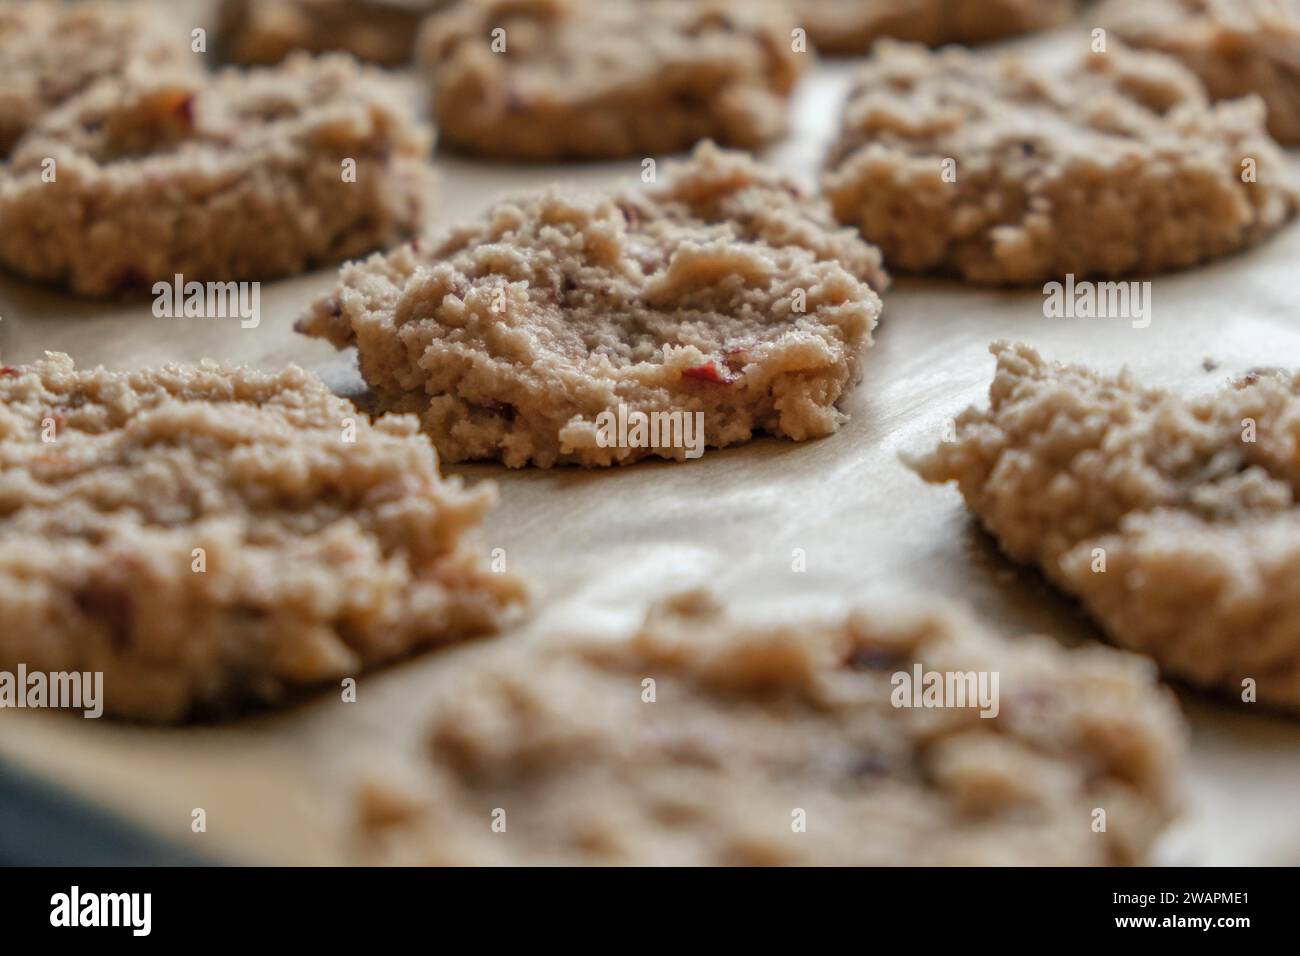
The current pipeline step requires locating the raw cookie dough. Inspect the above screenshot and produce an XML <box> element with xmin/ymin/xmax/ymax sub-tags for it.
<box><xmin>0</xmin><ymin>53</ymin><xmax>432</xmax><ymax>297</ymax></box>
<box><xmin>0</xmin><ymin>354</ymin><xmax>525</xmax><ymax>722</ymax></box>
<box><xmin>218</xmin><ymin>0</ymin><xmax>449</xmax><ymax>66</ymax></box>
<box><xmin>355</xmin><ymin>590</ymin><xmax>1185</xmax><ymax>865</ymax></box>
<box><xmin>797</xmin><ymin>0</ymin><xmax>1078</xmax><ymax>56</ymax></box>
<box><xmin>299</xmin><ymin>143</ymin><xmax>887</xmax><ymax>468</ymax></box>
<box><xmin>0</xmin><ymin>0</ymin><xmax>194</xmax><ymax>156</ymax></box>
<box><xmin>910</xmin><ymin>342</ymin><xmax>1300</xmax><ymax>712</ymax></box>
<box><xmin>1099</xmin><ymin>0</ymin><xmax>1300</xmax><ymax>145</ymax></box>
<box><xmin>823</xmin><ymin>40</ymin><xmax>1300</xmax><ymax>285</ymax></box>
<box><xmin>415</xmin><ymin>0</ymin><xmax>807</xmax><ymax>161</ymax></box>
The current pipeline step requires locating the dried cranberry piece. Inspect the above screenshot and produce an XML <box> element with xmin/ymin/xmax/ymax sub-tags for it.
<box><xmin>170</xmin><ymin>91</ymin><xmax>196</xmax><ymax>127</ymax></box>
<box><xmin>682</xmin><ymin>360</ymin><xmax>735</xmax><ymax>385</ymax></box>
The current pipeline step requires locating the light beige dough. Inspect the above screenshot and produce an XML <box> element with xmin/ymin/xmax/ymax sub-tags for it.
<box><xmin>1100</xmin><ymin>0</ymin><xmax>1300</xmax><ymax>145</ymax></box>
<box><xmin>797</xmin><ymin>0</ymin><xmax>1078</xmax><ymax>55</ymax></box>
<box><xmin>416</xmin><ymin>0</ymin><xmax>808</xmax><ymax>161</ymax></box>
<box><xmin>0</xmin><ymin>54</ymin><xmax>432</xmax><ymax>296</ymax></box>
<box><xmin>355</xmin><ymin>590</ymin><xmax>1185</xmax><ymax>865</ymax></box>
<box><xmin>218</xmin><ymin>0</ymin><xmax>450</xmax><ymax>66</ymax></box>
<box><xmin>824</xmin><ymin>40</ymin><xmax>1300</xmax><ymax>285</ymax></box>
<box><xmin>910</xmin><ymin>342</ymin><xmax>1300</xmax><ymax>712</ymax></box>
<box><xmin>0</xmin><ymin>0</ymin><xmax>195</xmax><ymax>156</ymax></box>
<box><xmin>299</xmin><ymin>143</ymin><xmax>888</xmax><ymax>468</ymax></box>
<box><xmin>0</xmin><ymin>354</ymin><xmax>525</xmax><ymax>722</ymax></box>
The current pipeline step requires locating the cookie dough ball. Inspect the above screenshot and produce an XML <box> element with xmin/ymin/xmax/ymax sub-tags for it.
<box><xmin>415</xmin><ymin>0</ymin><xmax>808</xmax><ymax>161</ymax></box>
<box><xmin>823</xmin><ymin>41</ymin><xmax>1300</xmax><ymax>285</ymax></box>
<box><xmin>0</xmin><ymin>54</ymin><xmax>433</xmax><ymax>296</ymax></box>
<box><xmin>0</xmin><ymin>0</ymin><xmax>195</xmax><ymax>156</ymax></box>
<box><xmin>0</xmin><ymin>354</ymin><xmax>526</xmax><ymax>722</ymax></box>
<box><xmin>298</xmin><ymin>143</ymin><xmax>888</xmax><ymax>468</ymax></box>
<box><xmin>1100</xmin><ymin>0</ymin><xmax>1300</xmax><ymax>145</ymax></box>
<box><xmin>796</xmin><ymin>0</ymin><xmax>1078</xmax><ymax>55</ymax></box>
<box><xmin>911</xmin><ymin>342</ymin><xmax>1300</xmax><ymax>712</ymax></box>
<box><xmin>218</xmin><ymin>0</ymin><xmax>450</xmax><ymax>66</ymax></box>
<box><xmin>355</xmin><ymin>590</ymin><xmax>1185</xmax><ymax>865</ymax></box>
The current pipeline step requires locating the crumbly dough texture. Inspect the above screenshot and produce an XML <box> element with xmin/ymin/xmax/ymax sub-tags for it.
<box><xmin>299</xmin><ymin>143</ymin><xmax>887</xmax><ymax>468</ymax></box>
<box><xmin>797</xmin><ymin>0</ymin><xmax>1078</xmax><ymax>55</ymax></box>
<box><xmin>911</xmin><ymin>342</ymin><xmax>1300</xmax><ymax>712</ymax></box>
<box><xmin>218</xmin><ymin>0</ymin><xmax>449</xmax><ymax>66</ymax></box>
<box><xmin>416</xmin><ymin>0</ymin><xmax>807</xmax><ymax>161</ymax></box>
<box><xmin>823</xmin><ymin>41</ymin><xmax>1300</xmax><ymax>285</ymax></box>
<box><xmin>0</xmin><ymin>53</ymin><xmax>432</xmax><ymax>297</ymax></box>
<box><xmin>355</xmin><ymin>590</ymin><xmax>1185</xmax><ymax>865</ymax></box>
<box><xmin>1101</xmin><ymin>0</ymin><xmax>1300</xmax><ymax>146</ymax></box>
<box><xmin>0</xmin><ymin>354</ymin><xmax>525</xmax><ymax>722</ymax></box>
<box><xmin>0</xmin><ymin>0</ymin><xmax>194</xmax><ymax>156</ymax></box>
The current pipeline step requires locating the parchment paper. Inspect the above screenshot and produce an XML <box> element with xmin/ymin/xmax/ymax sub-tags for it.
<box><xmin>1</xmin><ymin>39</ymin><xmax>1298</xmax><ymax>866</ymax></box>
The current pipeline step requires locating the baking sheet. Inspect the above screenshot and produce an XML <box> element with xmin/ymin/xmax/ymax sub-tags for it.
<box><xmin>1</xmin><ymin>34</ymin><xmax>1299</xmax><ymax>866</ymax></box>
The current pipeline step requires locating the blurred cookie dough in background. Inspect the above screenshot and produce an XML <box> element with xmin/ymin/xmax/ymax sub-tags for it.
<box><xmin>356</xmin><ymin>590</ymin><xmax>1185</xmax><ymax>866</ymax></box>
<box><xmin>0</xmin><ymin>0</ymin><xmax>197</xmax><ymax>156</ymax></box>
<box><xmin>1099</xmin><ymin>0</ymin><xmax>1300</xmax><ymax>145</ymax></box>
<box><xmin>796</xmin><ymin>0</ymin><xmax>1080</xmax><ymax>55</ymax></box>
<box><xmin>416</xmin><ymin>0</ymin><xmax>807</xmax><ymax>161</ymax></box>
<box><xmin>217</xmin><ymin>0</ymin><xmax>451</xmax><ymax>66</ymax></box>
<box><xmin>0</xmin><ymin>54</ymin><xmax>433</xmax><ymax>296</ymax></box>
<box><xmin>823</xmin><ymin>41</ymin><xmax>1299</xmax><ymax>284</ymax></box>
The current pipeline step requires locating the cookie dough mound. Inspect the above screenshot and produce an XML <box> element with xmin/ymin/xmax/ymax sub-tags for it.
<box><xmin>797</xmin><ymin>0</ymin><xmax>1077</xmax><ymax>56</ymax></box>
<box><xmin>0</xmin><ymin>54</ymin><xmax>432</xmax><ymax>297</ymax></box>
<box><xmin>355</xmin><ymin>590</ymin><xmax>1185</xmax><ymax>865</ymax></box>
<box><xmin>1100</xmin><ymin>0</ymin><xmax>1300</xmax><ymax>146</ymax></box>
<box><xmin>415</xmin><ymin>0</ymin><xmax>807</xmax><ymax>161</ymax></box>
<box><xmin>0</xmin><ymin>354</ymin><xmax>525</xmax><ymax>722</ymax></box>
<box><xmin>910</xmin><ymin>342</ymin><xmax>1300</xmax><ymax>712</ymax></box>
<box><xmin>823</xmin><ymin>41</ymin><xmax>1300</xmax><ymax>285</ymax></box>
<box><xmin>218</xmin><ymin>0</ymin><xmax>449</xmax><ymax>66</ymax></box>
<box><xmin>298</xmin><ymin>143</ymin><xmax>887</xmax><ymax>468</ymax></box>
<box><xmin>0</xmin><ymin>0</ymin><xmax>194</xmax><ymax>156</ymax></box>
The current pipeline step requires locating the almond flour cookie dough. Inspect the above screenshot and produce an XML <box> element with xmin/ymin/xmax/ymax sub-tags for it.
<box><xmin>910</xmin><ymin>342</ymin><xmax>1300</xmax><ymax>712</ymax></box>
<box><xmin>218</xmin><ymin>0</ymin><xmax>449</xmax><ymax>66</ymax></box>
<box><xmin>823</xmin><ymin>41</ymin><xmax>1300</xmax><ymax>285</ymax></box>
<box><xmin>0</xmin><ymin>354</ymin><xmax>525</xmax><ymax>722</ymax></box>
<box><xmin>299</xmin><ymin>143</ymin><xmax>887</xmax><ymax>468</ymax></box>
<box><xmin>0</xmin><ymin>0</ymin><xmax>194</xmax><ymax>156</ymax></box>
<box><xmin>354</xmin><ymin>590</ymin><xmax>1185</xmax><ymax>866</ymax></box>
<box><xmin>415</xmin><ymin>0</ymin><xmax>807</xmax><ymax>161</ymax></box>
<box><xmin>1100</xmin><ymin>0</ymin><xmax>1300</xmax><ymax>146</ymax></box>
<box><xmin>797</xmin><ymin>0</ymin><xmax>1078</xmax><ymax>56</ymax></box>
<box><xmin>0</xmin><ymin>53</ymin><xmax>432</xmax><ymax>297</ymax></box>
